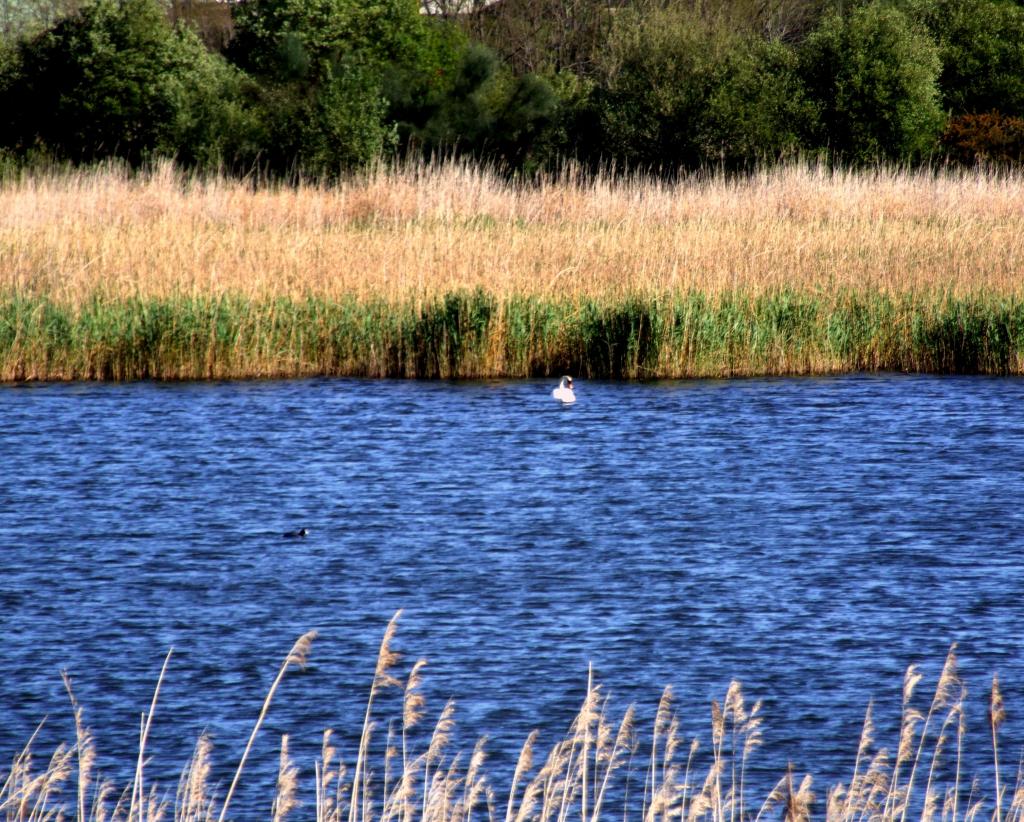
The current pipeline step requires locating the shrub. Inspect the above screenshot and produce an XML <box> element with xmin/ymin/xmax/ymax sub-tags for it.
<box><xmin>941</xmin><ymin>112</ymin><xmax>1024</xmax><ymax>166</ymax></box>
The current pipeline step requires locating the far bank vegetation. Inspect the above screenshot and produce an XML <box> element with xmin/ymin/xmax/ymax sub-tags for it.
<box><xmin>1</xmin><ymin>161</ymin><xmax>1022</xmax><ymax>380</ymax></box>
<box><xmin>2</xmin><ymin>0</ymin><xmax>1024</xmax><ymax>175</ymax></box>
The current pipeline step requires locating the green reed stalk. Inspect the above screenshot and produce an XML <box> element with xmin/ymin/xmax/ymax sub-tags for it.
<box><xmin>1</xmin><ymin>289</ymin><xmax>1023</xmax><ymax>381</ymax></box>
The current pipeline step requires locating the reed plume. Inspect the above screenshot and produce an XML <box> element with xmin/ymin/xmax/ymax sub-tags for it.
<box><xmin>784</xmin><ymin>769</ymin><xmax>814</xmax><ymax>822</ymax></box>
<box><xmin>175</xmin><ymin>733</ymin><xmax>214</xmax><ymax>822</ymax></box>
<box><xmin>506</xmin><ymin>731</ymin><xmax>538</xmax><ymax>822</ymax></box>
<box><xmin>592</xmin><ymin>706</ymin><xmax>635</xmax><ymax>822</ymax></box>
<box><xmin>1</xmin><ymin>631</ymin><xmax>1018</xmax><ymax>822</ymax></box>
<box><xmin>129</xmin><ymin>649</ymin><xmax>173</xmax><ymax>822</ymax></box>
<box><xmin>352</xmin><ymin>613</ymin><xmax>403</xmax><ymax>822</ymax></box>
<box><xmin>422</xmin><ymin>699</ymin><xmax>457</xmax><ymax>822</ymax></box>
<box><xmin>680</xmin><ymin>737</ymin><xmax>699</xmax><ymax>820</ymax></box>
<box><xmin>838</xmin><ymin>701</ymin><xmax>875</xmax><ymax>822</ymax></box>
<box><xmin>63</xmin><ymin>672</ymin><xmax>97</xmax><ymax>822</ymax></box>
<box><xmin>272</xmin><ymin>735</ymin><xmax>299</xmax><ymax>822</ymax></box>
<box><xmin>992</xmin><ymin>674</ymin><xmax>1007</xmax><ymax>822</ymax></box>
<box><xmin>884</xmin><ymin>665</ymin><xmax>925</xmax><ymax>819</ymax></box>
<box><xmin>316</xmin><ymin>729</ymin><xmax>349</xmax><ymax>822</ymax></box>
<box><xmin>739</xmin><ymin>699</ymin><xmax>763</xmax><ymax>822</ymax></box>
<box><xmin>645</xmin><ymin>686</ymin><xmax>675</xmax><ymax>822</ymax></box>
<box><xmin>457</xmin><ymin>738</ymin><xmax>489</xmax><ymax>822</ymax></box>
<box><xmin>401</xmin><ymin>659</ymin><xmax>428</xmax><ymax>822</ymax></box>
<box><xmin>901</xmin><ymin>645</ymin><xmax>961</xmax><ymax>822</ymax></box>
<box><xmin>1006</xmin><ymin>758</ymin><xmax>1024</xmax><ymax>822</ymax></box>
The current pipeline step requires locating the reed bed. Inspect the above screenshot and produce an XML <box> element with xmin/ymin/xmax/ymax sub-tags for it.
<box><xmin>1</xmin><ymin>615</ymin><xmax>1019</xmax><ymax>822</ymax></box>
<box><xmin>1</xmin><ymin>161</ymin><xmax>1023</xmax><ymax>379</ymax></box>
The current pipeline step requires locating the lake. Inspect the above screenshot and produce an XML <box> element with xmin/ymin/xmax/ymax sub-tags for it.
<box><xmin>2</xmin><ymin>375</ymin><xmax>1023</xmax><ymax>817</ymax></box>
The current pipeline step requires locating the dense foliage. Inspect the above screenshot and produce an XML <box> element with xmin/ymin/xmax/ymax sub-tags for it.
<box><xmin>2</xmin><ymin>0</ymin><xmax>1024</xmax><ymax>174</ymax></box>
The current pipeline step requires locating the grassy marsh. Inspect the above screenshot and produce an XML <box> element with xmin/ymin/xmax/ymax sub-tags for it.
<box><xmin>1</xmin><ymin>162</ymin><xmax>1023</xmax><ymax>379</ymax></box>
<box><xmin>1</xmin><ymin>616</ymin><xmax>1018</xmax><ymax>822</ymax></box>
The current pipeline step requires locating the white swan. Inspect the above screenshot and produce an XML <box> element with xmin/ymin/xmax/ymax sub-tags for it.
<box><xmin>552</xmin><ymin>376</ymin><xmax>576</xmax><ymax>403</ymax></box>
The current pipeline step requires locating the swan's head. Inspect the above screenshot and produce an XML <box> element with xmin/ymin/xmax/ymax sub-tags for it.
<box><xmin>563</xmin><ymin>376</ymin><xmax>574</xmax><ymax>388</ymax></box>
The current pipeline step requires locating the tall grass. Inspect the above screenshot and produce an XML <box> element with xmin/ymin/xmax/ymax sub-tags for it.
<box><xmin>1</xmin><ymin>291</ymin><xmax>1021</xmax><ymax>379</ymax></box>
<box><xmin>1</xmin><ymin>160</ymin><xmax>1023</xmax><ymax>379</ymax></box>
<box><xmin>1</xmin><ymin>618</ymin><xmax>1020</xmax><ymax>822</ymax></box>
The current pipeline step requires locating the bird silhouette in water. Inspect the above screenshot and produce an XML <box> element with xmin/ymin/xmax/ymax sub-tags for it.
<box><xmin>283</xmin><ymin>527</ymin><xmax>309</xmax><ymax>538</ymax></box>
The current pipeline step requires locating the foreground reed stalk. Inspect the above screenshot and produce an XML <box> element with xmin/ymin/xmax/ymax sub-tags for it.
<box><xmin>1</xmin><ymin>616</ymin><xmax>1020</xmax><ymax>822</ymax></box>
<box><xmin>1</xmin><ymin>161</ymin><xmax>1023</xmax><ymax>380</ymax></box>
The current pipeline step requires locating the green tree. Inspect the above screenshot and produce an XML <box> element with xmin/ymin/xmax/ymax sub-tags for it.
<box><xmin>0</xmin><ymin>0</ymin><xmax>259</xmax><ymax>166</ymax></box>
<box><xmin>591</xmin><ymin>7</ymin><xmax>720</xmax><ymax>169</ymax></box>
<box><xmin>174</xmin><ymin>43</ymin><xmax>265</xmax><ymax>169</ymax></box>
<box><xmin>699</xmin><ymin>36</ymin><xmax>816</xmax><ymax>166</ymax></box>
<box><xmin>800</xmin><ymin>2</ymin><xmax>945</xmax><ymax>162</ymax></box>
<box><xmin>231</xmin><ymin>0</ymin><xmax>425</xmax><ymax>76</ymax></box>
<box><xmin>250</xmin><ymin>59</ymin><xmax>391</xmax><ymax>173</ymax></box>
<box><xmin>903</xmin><ymin>0</ymin><xmax>1024</xmax><ymax>117</ymax></box>
<box><xmin>230</xmin><ymin>0</ymin><xmax>467</xmax><ymax>173</ymax></box>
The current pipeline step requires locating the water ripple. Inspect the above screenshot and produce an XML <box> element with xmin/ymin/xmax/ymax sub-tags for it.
<box><xmin>1</xmin><ymin>374</ymin><xmax>1023</xmax><ymax>814</ymax></box>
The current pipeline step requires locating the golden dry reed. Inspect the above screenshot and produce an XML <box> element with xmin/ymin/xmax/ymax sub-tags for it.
<box><xmin>2</xmin><ymin>160</ymin><xmax>1024</xmax><ymax>379</ymax></box>
<box><xmin>0</xmin><ymin>616</ymin><xmax>1019</xmax><ymax>822</ymax></box>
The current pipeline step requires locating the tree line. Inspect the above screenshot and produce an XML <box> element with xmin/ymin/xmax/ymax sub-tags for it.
<box><xmin>1</xmin><ymin>0</ymin><xmax>1023</xmax><ymax>175</ymax></box>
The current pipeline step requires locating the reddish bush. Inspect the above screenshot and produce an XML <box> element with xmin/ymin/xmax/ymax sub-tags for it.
<box><xmin>941</xmin><ymin>111</ymin><xmax>1024</xmax><ymax>166</ymax></box>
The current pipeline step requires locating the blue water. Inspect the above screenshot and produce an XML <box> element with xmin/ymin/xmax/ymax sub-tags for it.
<box><xmin>2</xmin><ymin>375</ymin><xmax>1023</xmax><ymax>816</ymax></box>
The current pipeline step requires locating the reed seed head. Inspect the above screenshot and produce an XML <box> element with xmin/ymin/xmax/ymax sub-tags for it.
<box><xmin>287</xmin><ymin>630</ymin><xmax>318</xmax><ymax>670</ymax></box>
<box><xmin>991</xmin><ymin>674</ymin><xmax>1006</xmax><ymax>731</ymax></box>
<box><xmin>374</xmin><ymin>613</ymin><xmax>403</xmax><ymax>694</ymax></box>
<box><xmin>903</xmin><ymin>665</ymin><xmax>923</xmax><ymax>707</ymax></box>
<box><xmin>272</xmin><ymin>734</ymin><xmax>300</xmax><ymax>822</ymax></box>
<box><xmin>404</xmin><ymin>659</ymin><xmax>428</xmax><ymax>731</ymax></box>
<box><xmin>427</xmin><ymin>700</ymin><xmax>457</xmax><ymax>765</ymax></box>
<box><xmin>935</xmin><ymin>645</ymin><xmax>960</xmax><ymax>710</ymax></box>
